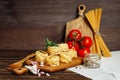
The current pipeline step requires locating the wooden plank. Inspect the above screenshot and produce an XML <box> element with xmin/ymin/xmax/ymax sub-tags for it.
<box><xmin>0</xmin><ymin>27</ymin><xmax>119</xmax><ymax>50</ymax></box>
<box><xmin>0</xmin><ymin>50</ymin><xmax>91</xmax><ymax>80</ymax></box>
<box><xmin>0</xmin><ymin>0</ymin><xmax>119</xmax><ymax>50</ymax></box>
<box><xmin>0</xmin><ymin>0</ymin><xmax>120</xmax><ymax>27</ymax></box>
<box><xmin>0</xmin><ymin>26</ymin><xmax>65</xmax><ymax>50</ymax></box>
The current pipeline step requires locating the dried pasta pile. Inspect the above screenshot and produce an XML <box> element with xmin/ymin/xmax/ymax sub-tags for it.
<box><xmin>35</xmin><ymin>43</ymin><xmax>78</xmax><ymax>66</ymax></box>
<box><xmin>85</xmin><ymin>8</ymin><xmax>111</xmax><ymax>57</ymax></box>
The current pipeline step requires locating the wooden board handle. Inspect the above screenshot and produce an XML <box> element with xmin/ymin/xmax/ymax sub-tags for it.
<box><xmin>78</xmin><ymin>4</ymin><xmax>86</xmax><ymax>17</ymax></box>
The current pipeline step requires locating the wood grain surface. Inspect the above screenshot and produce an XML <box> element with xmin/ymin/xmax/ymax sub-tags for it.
<box><xmin>0</xmin><ymin>50</ymin><xmax>91</xmax><ymax>80</ymax></box>
<box><xmin>0</xmin><ymin>0</ymin><xmax>120</xmax><ymax>50</ymax></box>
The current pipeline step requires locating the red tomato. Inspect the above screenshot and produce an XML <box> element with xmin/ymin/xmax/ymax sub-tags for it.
<box><xmin>67</xmin><ymin>41</ymin><xmax>79</xmax><ymax>51</ymax></box>
<box><xmin>68</xmin><ymin>29</ymin><xmax>82</xmax><ymax>41</ymax></box>
<box><xmin>78</xmin><ymin>48</ymin><xmax>90</xmax><ymax>57</ymax></box>
<box><xmin>81</xmin><ymin>36</ymin><xmax>92</xmax><ymax>48</ymax></box>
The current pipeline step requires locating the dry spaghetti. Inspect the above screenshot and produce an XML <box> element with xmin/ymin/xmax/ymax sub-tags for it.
<box><xmin>85</xmin><ymin>8</ymin><xmax>111</xmax><ymax>57</ymax></box>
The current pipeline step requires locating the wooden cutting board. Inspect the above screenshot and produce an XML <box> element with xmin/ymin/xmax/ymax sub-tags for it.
<box><xmin>38</xmin><ymin>57</ymin><xmax>82</xmax><ymax>72</ymax></box>
<box><xmin>65</xmin><ymin>4</ymin><xmax>93</xmax><ymax>42</ymax></box>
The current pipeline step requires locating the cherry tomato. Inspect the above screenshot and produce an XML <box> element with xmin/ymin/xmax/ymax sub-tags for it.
<box><xmin>78</xmin><ymin>48</ymin><xmax>90</xmax><ymax>57</ymax></box>
<box><xmin>67</xmin><ymin>41</ymin><xmax>79</xmax><ymax>51</ymax></box>
<box><xmin>81</xmin><ymin>36</ymin><xmax>92</xmax><ymax>48</ymax></box>
<box><xmin>68</xmin><ymin>29</ymin><xmax>82</xmax><ymax>41</ymax></box>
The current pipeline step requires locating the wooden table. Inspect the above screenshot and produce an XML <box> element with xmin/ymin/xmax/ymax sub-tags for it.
<box><xmin>0</xmin><ymin>50</ymin><xmax>91</xmax><ymax>80</ymax></box>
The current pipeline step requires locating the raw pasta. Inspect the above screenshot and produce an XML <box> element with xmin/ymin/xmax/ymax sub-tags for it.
<box><xmin>47</xmin><ymin>46</ymin><xmax>60</xmax><ymax>55</ymax></box>
<box><xmin>85</xmin><ymin>8</ymin><xmax>111</xmax><ymax>57</ymax></box>
<box><xmin>45</xmin><ymin>55</ymin><xmax>60</xmax><ymax>66</ymax></box>
<box><xmin>35</xmin><ymin>50</ymin><xmax>48</xmax><ymax>62</ymax></box>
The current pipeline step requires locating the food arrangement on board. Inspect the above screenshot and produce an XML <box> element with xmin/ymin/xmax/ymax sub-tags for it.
<box><xmin>7</xmin><ymin>4</ymin><xmax>111</xmax><ymax>77</ymax></box>
<box><xmin>7</xmin><ymin>39</ymin><xmax>82</xmax><ymax>76</ymax></box>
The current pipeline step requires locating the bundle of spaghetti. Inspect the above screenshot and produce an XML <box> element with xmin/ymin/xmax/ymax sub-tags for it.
<box><xmin>85</xmin><ymin>8</ymin><xmax>111</xmax><ymax>57</ymax></box>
